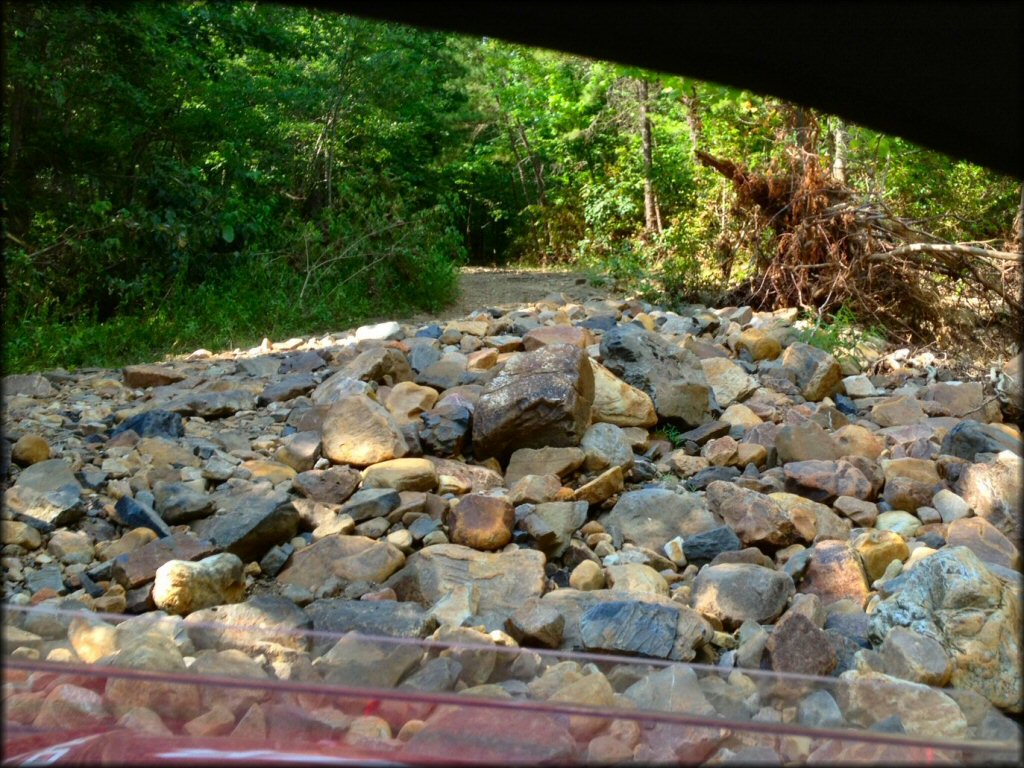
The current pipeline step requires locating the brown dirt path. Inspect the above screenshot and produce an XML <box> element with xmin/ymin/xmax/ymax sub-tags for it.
<box><xmin>399</xmin><ymin>266</ymin><xmax>624</xmax><ymax>325</ymax></box>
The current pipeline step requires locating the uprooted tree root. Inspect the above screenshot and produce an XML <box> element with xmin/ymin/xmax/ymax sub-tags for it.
<box><xmin>694</xmin><ymin>148</ymin><xmax>1023</xmax><ymax>350</ymax></box>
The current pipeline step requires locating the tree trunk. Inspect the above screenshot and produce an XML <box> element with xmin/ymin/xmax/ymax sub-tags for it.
<box><xmin>514</xmin><ymin>117</ymin><xmax>547</xmax><ymax>207</ymax></box>
<box><xmin>832</xmin><ymin>117</ymin><xmax>849</xmax><ymax>184</ymax></box>
<box><xmin>495</xmin><ymin>95</ymin><xmax>532</xmax><ymax>206</ymax></box>
<box><xmin>1014</xmin><ymin>182</ymin><xmax>1023</xmax><ymax>253</ymax></box>
<box><xmin>638</xmin><ymin>78</ymin><xmax>660</xmax><ymax>234</ymax></box>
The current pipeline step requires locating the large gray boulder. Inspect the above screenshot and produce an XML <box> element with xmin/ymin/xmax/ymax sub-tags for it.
<box><xmin>869</xmin><ymin>546</ymin><xmax>1022</xmax><ymax>712</ymax></box>
<box><xmin>472</xmin><ymin>344</ymin><xmax>595</xmax><ymax>461</ymax></box>
<box><xmin>599</xmin><ymin>324</ymin><xmax>711</xmax><ymax>427</ymax></box>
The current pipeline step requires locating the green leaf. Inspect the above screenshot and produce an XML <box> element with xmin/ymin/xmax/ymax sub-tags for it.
<box><xmin>221</xmin><ymin>224</ymin><xmax>235</xmax><ymax>243</ymax></box>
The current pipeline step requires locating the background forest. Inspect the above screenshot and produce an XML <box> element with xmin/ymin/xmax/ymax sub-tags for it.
<box><xmin>3</xmin><ymin>1</ymin><xmax>1021</xmax><ymax>372</ymax></box>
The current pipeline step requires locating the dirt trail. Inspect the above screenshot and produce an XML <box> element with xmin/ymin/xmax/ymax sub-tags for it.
<box><xmin>400</xmin><ymin>266</ymin><xmax>623</xmax><ymax>325</ymax></box>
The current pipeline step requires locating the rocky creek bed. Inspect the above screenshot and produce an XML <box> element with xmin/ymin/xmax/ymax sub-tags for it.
<box><xmin>3</xmin><ymin>290</ymin><xmax>1023</xmax><ymax>764</ymax></box>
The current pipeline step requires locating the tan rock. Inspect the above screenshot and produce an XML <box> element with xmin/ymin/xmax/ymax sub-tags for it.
<box><xmin>122</xmin><ymin>364</ymin><xmax>188</xmax><ymax>388</ymax></box>
<box><xmin>946</xmin><ymin>516</ymin><xmax>1021</xmax><ymax>570</ymax></box>
<box><xmin>569</xmin><ymin>560</ymin><xmax>605</xmax><ymax>591</ymax></box>
<box><xmin>720</xmin><ymin>403</ymin><xmax>763</xmax><ymax>430</ymax></box>
<box><xmin>870</xmin><ymin>396</ymin><xmax>927</xmax><ymax>427</ymax></box>
<box><xmin>96</xmin><ymin>527</ymin><xmax>160</xmax><ymax>562</ymax></box>
<box><xmin>549</xmin><ymin>672</ymin><xmax>616</xmax><ymax>738</ymax></box>
<box><xmin>523</xmin><ymin>325</ymin><xmax>594</xmax><ymax>351</ymax></box>
<box><xmin>574</xmin><ymin>465</ymin><xmax>625</xmax><ymax>505</ymax></box>
<box><xmin>361</xmin><ymin>458</ymin><xmax>438</xmax><ymax>493</ymax></box>
<box><xmin>385</xmin><ymin>544</ymin><xmax>547</xmax><ymax>618</ymax></box>
<box><xmin>241</xmin><ymin>460</ymin><xmax>297</xmax><ymax>485</ymax></box>
<box><xmin>279</xmin><ymin>534</ymin><xmax>405</xmax><ymax>590</ymax></box>
<box><xmin>384</xmin><ymin>381</ymin><xmax>439</xmax><ymax>425</ymax></box>
<box><xmin>667</xmin><ymin>452</ymin><xmax>710</xmax><ymax>478</ymax></box>
<box><xmin>47</xmin><ymin>529</ymin><xmax>94</xmax><ymax>564</ymax></box>
<box><xmin>424</xmin><ymin>456</ymin><xmax>503</xmax><ymax>493</ymax></box>
<box><xmin>117</xmin><ymin>707</ymin><xmax>174</xmax><ymax>736</ymax></box>
<box><xmin>922</xmin><ymin>381</ymin><xmax>995</xmax><ymax>420</ymax></box>
<box><xmin>832</xmin><ymin>496</ymin><xmax>878</xmax><ymax>527</ymax></box>
<box><xmin>701</xmin><ymin>357</ymin><xmax>758</xmax><ymax>408</ymax></box>
<box><xmin>879</xmin><ymin>626</ymin><xmax>953</xmax><ymax>687</ymax></box>
<box><xmin>955</xmin><ymin>450</ymin><xmax>1022</xmax><ymax>540</ymax></box>
<box><xmin>505</xmin><ymin>446</ymin><xmax>585</xmax><ymax>487</ymax></box>
<box><xmin>836</xmin><ymin>669</ymin><xmax>967</xmax><ymax>738</ymax></box>
<box><xmin>2</xmin><ymin>520</ymin><xmax>42</xmax><ymax>550</ymax></box>
<box><xmin>853</xmin><ymin>529</ymin><xmax>910</xmax><ymax>582</ymax></box>
<box><xmin>12</xmin><ymin>434</ymin><xmax>50</xmax><ymax>466</ymax></box>
<box><xmin>775</xmin><ymin>420</ymin><xmax>840</xmax><ymax>463</ymax></box>
<box><xmin>781</xmin><ymin>342</ymin><xmax>842</xmax><ymax>401</ymax></box>
<box><xmin>706</xmin><ymin>481</ymin><xmax>800</xmax><ymax>549</ymax></box>
<box><xmin>231</xmin><ymin>703</ymin><xmax>267</xmax><ymax>740</ymax></box>
<box><xmin>152</xmin><ymin>553</ymin><xmax>246</xmax><ymax>616</ymax></box>
<box><xmin>445</xmin><ymin>319</ymin><xmax>491</xmax><ymax>337</ymax></box>
<box><xmin>832</xmin><ymin>423</ymin><xmax>885</xmax><ymax>460</ymax></box>
<box><xmin>801</xmin><ymin>540</ymin><xmax>870</xmax><ymax>607</ymax></box>
<box><xmin>605</xmin><ymin>563</ymin><xmax>668</xmax><ymax>596</ymax></box>
<box><xmin>137</xmin><ymin>436</ymin><xmax>201</xmax><ymax>468</ymax></box>
<box><xmin>770</xmin><ymin>492</ymin><xmax>851</xmax><ymax>544</ymax></box>
<box><xmin>589</xmin><ymin>359</ymin><xmax>658</xmax><ymax>428</ymax></box>
<box><xmin>735</xmin><ymin>328</ymin><xmax>782</xmax><ymax>361</ymax></box>
<box><xmin>509</xmin><ymin>474</ymin><xmax>562</xmax><ymax>505</ymax></box>
<box><xmin>33</xmin><ymin>684</ymin><xmax>109</xmax><ymax>730</ymax></box>
<box><xmin>735</xmin><ymin>442</ymin><xmax>768</xmax><ymax>468</ymax></box>
<box><xmin>467</xmin><ymin>348</ymin><xmax>499</xmax><ymax>372</ymax></box>
<box><xmin>184</xmin><ymin>705</ymin><xmax>236</xmax><ymax>737</ymax></box>
<box><xmin>67</xmin><ymin>615</ymin><xmax>118</xmax><ymax>663</ymax></box>
<box><xmin>702</xmin><ymin>435</ymin><xmax>739</xmax><ymax>466</ymax></box>
<box><xmin>321</xmin><ymin>394</ymin><xmax>409</xmax><ymax>467</ymax></box>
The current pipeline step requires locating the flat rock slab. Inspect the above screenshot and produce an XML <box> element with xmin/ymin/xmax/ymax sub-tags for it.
<box><xmin>385</xmin><ymin>544</ymin><xmax>545</xmax><ymax>619</ymax></box>
<box><xmin>304</xmin><ymin>598</ymin><xmax>437</xmax><ymax>648</ymax></box>
<box><xmin>599</xmin><ymin>488</ymin><xmax>716</xmax><ymax>551</ymax></box>
<box><xmin>401</xmin><ymin>706</ymin><xmax>575</xmax><ymax>764</ymax></box>
<box><xmin>579</xmin><ymin>600</ymin><xmax>679</xmax><ymax>658</ymax></box>
<box><xmin>277</xmin><ymin>534</ymin><xmax>406</xmax><ymax>591</ymax></box>
<box><xmin>193</xmin><ymin>486</ymin><xmax>298</xmax><ymax>563</ymax></box>
<box><xmin>122</xmin><ymin>365</ymin><xmax>188</xmax><ymax>389</ymax></box>
<box><xmin>185</xmin><ymin>596</ymin><xmax>313</xmax><ymax>653</ymax></box>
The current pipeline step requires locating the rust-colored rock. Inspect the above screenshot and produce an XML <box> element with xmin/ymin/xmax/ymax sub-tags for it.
<box><xmin>705</xmin><ymin>481</ymin><xmax>800</xmax><ymax>549</ymax></box>
<box><xmin>445</xmin><ymin>494</ymin><xmax>515</xmax><ymax>551</ymax></box>
<box><xmin>800</xmin><ymin>540</ymin><xmax>870</xmax><ymax>607</ymax></box>
<box><xmin>111</xmin><ymin>532</ymin><xmax>218</xmax><ymax>590</ymax></box>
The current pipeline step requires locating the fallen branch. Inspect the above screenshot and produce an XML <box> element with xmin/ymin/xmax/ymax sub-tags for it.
<box><xmin>867</xmin><ymin>242</ymin><xmax>1023</xmax><ymax>264</ymax></box>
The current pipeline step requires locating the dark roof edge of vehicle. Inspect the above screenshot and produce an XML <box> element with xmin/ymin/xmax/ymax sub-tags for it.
<box><xmin>296</xmin><ymin>0</ymin><xmax>1021</xmax><ymax>178</ymax></box>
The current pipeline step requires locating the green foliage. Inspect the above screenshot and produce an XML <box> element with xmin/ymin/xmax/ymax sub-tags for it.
<box><xmin>661</xmin><ymin>423</ymin><xmax>686</xmax><ymax>448</ymax></box>
<box><xmin>795</xmin><ymin>304</ymin><xmax>888</xmax><ymax>363</ymax></box>
<box><xmin>4</xmin><ymin>2</ymin><xmax>466</xmax><ymax>372</ymax></box>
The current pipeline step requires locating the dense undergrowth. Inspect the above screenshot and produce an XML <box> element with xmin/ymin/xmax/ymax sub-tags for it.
<box><xmin>3</xmin><ymin>2</ymin><xmax>1018</xmax><ymax>372</ymax></box>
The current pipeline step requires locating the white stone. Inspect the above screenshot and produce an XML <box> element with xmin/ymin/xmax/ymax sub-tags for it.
<box><xmin>932</xmin><ymin>489</ymin><xmax>972</xmax><ymax>523</ymax></box>
<box><xmin>842</xmin><ymin>375</ymin><xmax>879</xmax><ymax>398</ymax></box>
<box><xmin>152</xmin><ymin>553</ymin><xmax>246</xmax><ymax>616</ymax></box>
